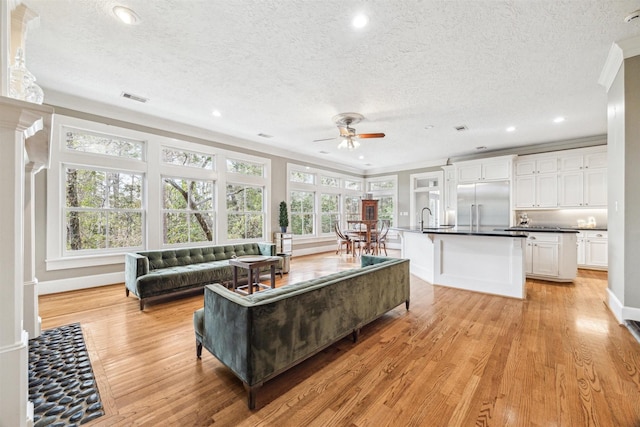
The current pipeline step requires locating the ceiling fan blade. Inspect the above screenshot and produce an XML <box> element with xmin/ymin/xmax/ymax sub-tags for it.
<box><xmin>356</xmin><ymin>133</ymin><xmax>385</xmax><ymax>139</ymax></box>
<box><xmin>313</xmin><ymin>137</ymin><xmax>337</xmax><ymax>142</ymax></box>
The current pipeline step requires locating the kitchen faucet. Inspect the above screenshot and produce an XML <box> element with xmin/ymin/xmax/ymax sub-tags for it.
<box><xmin>420</xmin><ymin>207</ymin><xmax>432</xmax><ymax>230</ymax></box>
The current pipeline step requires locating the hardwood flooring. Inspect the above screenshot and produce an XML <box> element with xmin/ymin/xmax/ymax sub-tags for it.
<box><xmin>38</xmin><ymin>251</ymin><xmax>640</xmax><ymax>426</ymax></box>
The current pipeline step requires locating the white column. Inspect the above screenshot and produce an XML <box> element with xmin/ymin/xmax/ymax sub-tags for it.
<box><xmin>0</xmin><ymin>97</ymin><xmax>53</xmax><ymax>427</ymax></box>
<box><xmin>23</xmin><ymin>162</ymin><xmax>41</xmax><ymax>338</ymax></box>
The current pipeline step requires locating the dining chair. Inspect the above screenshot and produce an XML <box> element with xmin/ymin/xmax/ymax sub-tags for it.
<box><xmin>334</xmin><ymin>221</ymin><xmax>352</xmax><ymax>255</ymax></box>
<box><xmin>373</xmin><ymin>220</ymin><xmax>390</xmax><ymax>256</ymax></box>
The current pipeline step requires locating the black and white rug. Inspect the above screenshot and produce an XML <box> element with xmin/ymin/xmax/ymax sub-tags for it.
<box><xmin>29</xmin><ymin>323</ymin><xmax>104</xmax><ymax>426</ymax></box>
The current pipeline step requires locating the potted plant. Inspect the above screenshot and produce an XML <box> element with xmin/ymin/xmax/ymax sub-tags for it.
<box><xmin>279</xmin><ymin>201</ymin><xmax>289</xmax><ymax>233</ymax></box>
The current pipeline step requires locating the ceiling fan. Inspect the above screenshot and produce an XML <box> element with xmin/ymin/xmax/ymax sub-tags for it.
<box><xmin>313</xmin><ymin>113</ymin><xmax>385</xmax><ymax>151</ymax></box>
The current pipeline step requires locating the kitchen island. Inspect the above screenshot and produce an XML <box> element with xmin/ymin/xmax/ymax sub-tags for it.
<box><xmin>394</xmin><ymin>227</ymin><xmax>528</xmax><ymax>299</ymax></box>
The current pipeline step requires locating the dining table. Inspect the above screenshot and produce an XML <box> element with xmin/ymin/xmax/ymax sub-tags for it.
<box><xmin>346</xmin><ymin>220</ymin><xmax>379</xmax><ymax>255</ymax></box>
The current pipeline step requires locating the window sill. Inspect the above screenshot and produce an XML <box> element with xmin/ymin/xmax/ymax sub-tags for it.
<box><xmin>46</xmin><ymin>253</ymin><xmax>126</xmax><ymax>271</ymax></box>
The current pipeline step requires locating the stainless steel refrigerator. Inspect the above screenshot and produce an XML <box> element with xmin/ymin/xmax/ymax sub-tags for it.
<box><xmin>456</xmin><ymin>181</ymin><xmax>510</xmax><ymax>230</ymax></box>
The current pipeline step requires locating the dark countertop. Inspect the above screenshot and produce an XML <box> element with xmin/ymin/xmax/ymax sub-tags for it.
<box><xmin>506</xmin><ymin>227</ymin><xmax>579</xmax><ymax>234</ymax></box>
<box><xmin>392</xmin><ymin>226</ymin><xmax>528</xmax><ymax>238</ymax></box>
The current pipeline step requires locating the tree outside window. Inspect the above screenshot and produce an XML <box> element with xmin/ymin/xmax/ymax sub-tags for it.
<box><xmin>227</xmin><ymin>184</ymin><xmax>264</xmax><ymax>239</ymax></box>
<box><xmin>162</xmin><ymin>177</ymin><xmax>214</xmax><ymax>244</ymax></box>
<box><xmin>290</xmin><ymin>191</ymin><xmax>314</xmax><ymax>235</ymax></box>
<box><xmin>344</xmin><ymin>195</ymin><xmax>361</xmax><ymax>222</ymax></box>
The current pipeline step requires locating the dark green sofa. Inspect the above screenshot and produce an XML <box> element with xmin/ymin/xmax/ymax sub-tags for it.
<box><xmin>125</xmin><ymin>242</ymin><xmax>277</xmax><ymax>310</ymax></box>
<box><xmin>193</xmin><ymin>255</ymin><xmax>410</xmax><ymax>409</ymax></box>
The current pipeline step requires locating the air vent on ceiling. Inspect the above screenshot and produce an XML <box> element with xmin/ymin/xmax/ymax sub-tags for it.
<box><xmin>257</xmin><ymin>133</ymin><xmax>273</xmax><ymax>138</ymax></box>
<box><xmin>319</xmin><ymin>150</ymin><xmax>330</xmax><ymax>154</ymax></box>
<box><xmin>121</xmin><ymin>92</ymin><xmax>148</xmax><ymax>103</ymax></box>
<box><xmin>454</xmin><ymin>125</ymin><xmax>468</xmax><ymax>132</ymax></box>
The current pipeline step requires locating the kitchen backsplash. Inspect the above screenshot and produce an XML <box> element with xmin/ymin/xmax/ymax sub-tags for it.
<box><xmin>513</xmin><ymin>209</ymin><xmax>607</xmax><ymax>229</ymax></box>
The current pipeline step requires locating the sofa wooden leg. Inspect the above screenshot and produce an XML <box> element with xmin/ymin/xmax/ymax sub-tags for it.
<box><xmin>139</xmin><ymin>299</ymin><xmax>145</xmax><ymax>311</ymax></box>
<box><xmin>196</xmin><ymin>340</ymin><xmax>202</xmax><ymax>359</ymax></box>
<box><xmin>245</xmin><ymin>382</ymin><xmax>262</xmax><ymax>410</ymax></box>
<box><xmin>125</xmin><ymin>288</ymin><xmax>129</xmax><ymax>297</ymax></box>
<box><xmin>352</xmin><ymin>328</ymin><xmax>361</xmax><ymax>343</ymax></box>
<box><xmin>406</xmin><ymin>299</ymin><xmax>410</xmax><ymax>310</ymax></box>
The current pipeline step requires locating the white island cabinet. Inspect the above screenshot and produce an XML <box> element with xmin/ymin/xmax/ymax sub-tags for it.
<box><xmin>524</xmin><ymin>231</ymin><xmax>578</xmax><ymax>281</ymax></box>
<box><xmin>397</xmin><ymin>227</ymin><xmax>527</xmax><ymax>299</ymax></box>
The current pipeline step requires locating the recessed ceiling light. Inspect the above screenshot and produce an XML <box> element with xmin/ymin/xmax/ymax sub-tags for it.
<box><xmin>506</xmin><ymin>126</ymin><xmax>516</xmax><ymax>132</ymax></box>
<box><xmin>553</xmin><ymin>116</ymin><xmax>565</xmax><ymax>123</ymax></box>
<box><xmin>352</xmin><ymin>14</ymin><xmax>369</xmax><ymax>28</ymax></box>
<box><xmin>454</xmin><ymin>125</ymin><xmax>468</xmax><ymax>132</ymax></box>
<box><xmin>358</xmin><ymin>155</ymin><xmax>365</xmax><ymax>160</ymax></box>
<box><xmin>212</xmin><ymin>110</ymin><xmax>221</xmax><ymax>117</ymax></box>
<box><xmin>113</xmin><ymin>6</ymin><xmax>140</xmax><ymax>25</ymax></box>
<box><xmin>319</xmin><ymin>150</ymin><xmax>330</xmax><ymax>154</ymax></box>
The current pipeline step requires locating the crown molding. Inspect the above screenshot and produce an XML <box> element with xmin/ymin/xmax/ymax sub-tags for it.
<box><xmin>599</xmin><ymin>35</ymin><xmax>640</xmax><ymax>92</ymax></box>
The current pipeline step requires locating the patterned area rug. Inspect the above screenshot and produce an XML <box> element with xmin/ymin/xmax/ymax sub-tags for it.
<box><xmin>29</xmin><ymin>323</ymin><xmax>104</xmax><ymax>426</ymax></box>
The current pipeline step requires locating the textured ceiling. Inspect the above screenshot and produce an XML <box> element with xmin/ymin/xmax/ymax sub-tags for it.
<box><xmin>21</xmin><ymin>0</ymin><xmax>640</xmax><ymax>173</ymax></box>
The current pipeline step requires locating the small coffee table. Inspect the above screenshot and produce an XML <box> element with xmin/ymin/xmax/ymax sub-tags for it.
<box><xmin>229</xmin><ymin>256</ymin><xmax>279</xmax><ymax>295</ymax></box>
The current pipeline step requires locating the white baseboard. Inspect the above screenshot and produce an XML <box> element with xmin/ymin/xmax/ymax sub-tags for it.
<box><xmin>605</xmin><ymin>288</ymin><xmax>640</xmax><ymax>324</ymax></box>
<box><xmin>623</xmin><ymin>305</ymin><xmax>640</xmax><ymax>323</ymax></box>
<box><xmin>607</xmin><ymin>288</ymin><xmax>624</xmax><ymax>324</ymax></box>
<box><xmin>38</xmin><ymin>272</ymin><xmax>124</xmax><ymax>295</ymax></box>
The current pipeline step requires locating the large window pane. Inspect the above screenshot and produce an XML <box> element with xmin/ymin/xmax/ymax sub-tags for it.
<box><xmin>65</xmin><ymin>166</ymin><xmax>143</xmax><ymax>251</ymax></box>
<box><xmin>321</xmin><ymin>194</ymin><xmax>339</xmax><ymax>234</ymax></box>
<box><xmin>163</xmin><ymin>177</ymin><xmax>215</xmax><ymax>244</ymax></box>
<box><xmin>226</xmin><ymin>184</ymin><xmax>264</xmax><ymax>240</ymax></box>
<box><xmin>291</xmin><ymin>191</ymin><xmax>314</xmax><ymax>235</ymax></box>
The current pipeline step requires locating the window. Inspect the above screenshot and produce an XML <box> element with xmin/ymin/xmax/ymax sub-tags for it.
<box><xmin>65</xmin><ymin>128</ymin><xmax>143</xmax><ymax>160</ymax></box>
<box><xmin>162</xmin><ymin>147</ymin><xmax>214</xmax><ymax>170</ymax></box>
<box><xmin>366</xmin><ymin>176</ymin><xmax>398</xmax><ymax>227</ymax></box>
<box><xmin>344</xmin><ymin>179</ymin><xmax>362</xmax><ymax>191</ymax></box>
<box><xmin>227</xmin><ymin>159</ymin><xmax>264</xmax><ymax>177</ymax></box>
<box><xmin>320</xmin><ymin>176</ymin><xmax>339</xmax><ymax>188</ymax></box>
<box><xmin>65</xmin><ymin>166</ymin><xmax>143</xmax><ymax>251</ymax></box>
<box><xmin>290</xmin><ymin>191</ymin><xmax>315</xmax><ymax>235</ymax></box>
<box><xmin>227</xmin><ymin>184</ymin><xmax>264</xmax><ymax>239</ymax></box>
<box><xmin>290</xmin><ymin>170</ymin><xmax>315</xmax><ymax>184</ymax></box>
<box><xmin>320</xmin><ymin>194</ymin><xmax>340</xmax><ymax>234</ymax></box>
<box><xmin>344</xmin><ymin>195</ymin><xmax>361</xmax><ymax>222</ymax></box>
<box><xmin>162</xmin><ymin>177</ymin><xmax>214</xmax><ymax>244</ymax></box>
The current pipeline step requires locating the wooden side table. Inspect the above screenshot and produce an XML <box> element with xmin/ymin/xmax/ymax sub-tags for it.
<box><xmin>229</xmin><ymin>256</ymin><xmax>279</xmax><ymax>295</ymax></box>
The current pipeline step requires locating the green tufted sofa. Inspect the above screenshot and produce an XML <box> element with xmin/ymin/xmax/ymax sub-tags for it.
<box><xmin>125</xmin><ymin>242</ymin><xmax>277</xmax><ymax>310</ymax></box>
<box><xmin>193</xmin><ymin>255</ymin><xmax>410</xmax><ymax>409</ymax></box>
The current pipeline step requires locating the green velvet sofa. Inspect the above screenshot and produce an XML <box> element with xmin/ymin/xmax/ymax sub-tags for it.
<box><xmin>125</xmin><ymin>242</ymin><xmax>277</xmax><ymax>310</ymax></box>
<box><xmin>193</xmin><ymin>255</ymin><xmax>410</xmax><ymax>409</ymax></box>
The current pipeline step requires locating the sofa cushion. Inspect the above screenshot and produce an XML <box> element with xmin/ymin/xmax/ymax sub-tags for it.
<box><xmin>136</xmin><ymin>261</ymin><xmax>234</xmax><ymax>297</ymax></box>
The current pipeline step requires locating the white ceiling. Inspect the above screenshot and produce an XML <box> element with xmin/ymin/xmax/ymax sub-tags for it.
<box><xmin>21</xmin><ymin>0</ymin><xmax>640</xmax><ymax>173</ymax></box>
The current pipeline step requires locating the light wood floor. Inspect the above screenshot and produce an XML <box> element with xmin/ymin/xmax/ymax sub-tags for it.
<box><xmin>38</xmin><ymin>251</ymin><xmax>640</xmax><ymax>426</ymax></box>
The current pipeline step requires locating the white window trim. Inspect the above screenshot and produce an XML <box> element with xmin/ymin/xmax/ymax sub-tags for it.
<box><xmin>46</xmin><ymin>115</ymin><xmax>271</xmax><ymax>271</ymax></box>
<box><xmin>287</xmin><ymin>163</ymin><xmax>363</xmax><ymax>243</ymax></box>
<box><xmin>365</xmin><ymin>174</ymin><xmax>399</xmax><ymax>237</ymax></box>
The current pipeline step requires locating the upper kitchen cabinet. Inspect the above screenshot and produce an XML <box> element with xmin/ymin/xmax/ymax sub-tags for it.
<box><xmin>558</xmin><ymin>147</ymin><xmax>607</xmax><ymax>208</ymax></box>
<box><xmin>456</xmin><ymin>156</ymin><xmax>514</xmax><ymax>183</ymax></box>
<box><xmin>514</xmin><ymin>154</ymin><xmax>558</xmax><ymax>208</ymax></box>
<box><xmin>515</xmin><ymin>156</ymin><xmax>558</xmax><ymax>175</ymax></box>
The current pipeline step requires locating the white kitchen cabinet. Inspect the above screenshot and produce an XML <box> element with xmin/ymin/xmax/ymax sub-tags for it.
<box><xmin>578</xmin><ymin>230</ymin><xmax>608</xmax><ymax>270</ymax></box>
<box><xmin>558</xmin><ymin>148</ymin><xmax>607</xmax><ymax>208</ymax></box>
<box><xmin>514</xmin><ymin>173</ymin><xmax>557</xmax><ymax>208</ymax></box>
<box><xmin>525</xmin><ymin>232</ymin><xmax>578</xmax><ymax>282</ymax></box>
<box><xmin>456</xmin><ymin>156</ymin><xmax>513</xmax><ymax>183</ymax></box>
<box><xmin>559</xmin><ymin>169</ymin><xmax>607</xmax><ymax>207</ymax></box>
<box><xmin>442</xmin><ymin>165</ymin><xmax>456</xmax><ymax>211</ymax></box>
<box><xmin>515</xmin><ymin>157</ymin><xmax>557</xmax><ymax>175</ymax></box>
